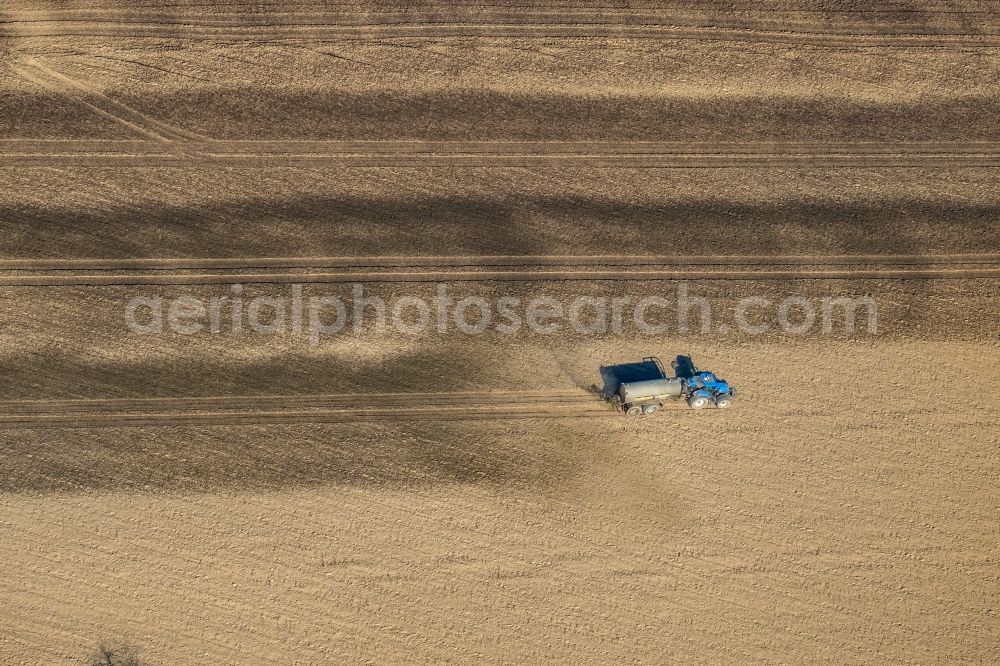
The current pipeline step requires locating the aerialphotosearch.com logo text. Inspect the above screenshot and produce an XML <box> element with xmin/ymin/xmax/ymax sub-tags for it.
<box><xmin>124</xmin><ymin>283</ymin><xmax>878</xmax><ymax>345</ymax></box>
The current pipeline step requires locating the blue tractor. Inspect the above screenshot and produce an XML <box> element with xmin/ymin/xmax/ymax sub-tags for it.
<box><xmin>603</xmin><ymin>355</ymin><xmax>737</xmax><ymax>415</ymax></box>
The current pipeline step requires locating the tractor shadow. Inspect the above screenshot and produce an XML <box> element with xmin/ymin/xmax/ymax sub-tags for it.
<box><xmin>671</xmin><ymin>355</ymin><xmax>698</xmax><ymax>380</ymax></box>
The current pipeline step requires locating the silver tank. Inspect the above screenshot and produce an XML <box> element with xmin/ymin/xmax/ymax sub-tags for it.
<box><xmin>618</xmin><ymin>378</ymin><xmax>683</xmax><ymax>403</ymax></box>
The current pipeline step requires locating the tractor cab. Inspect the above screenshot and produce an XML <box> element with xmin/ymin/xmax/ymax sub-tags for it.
<box><xmin>688</xmin><ymin>371</ymin><xmax>730</xmax><ymax>395</ymax></box>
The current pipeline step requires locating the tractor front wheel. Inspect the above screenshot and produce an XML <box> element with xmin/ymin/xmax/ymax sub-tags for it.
<box><xmin>715</xmin><ymin>394</ymin><xmax>733</xmax><ymax>409</ymax></box>
<box><xmin>688</xmin><ymin>394</ymin><xmax>711</xmax><ymax>410</ymax></box>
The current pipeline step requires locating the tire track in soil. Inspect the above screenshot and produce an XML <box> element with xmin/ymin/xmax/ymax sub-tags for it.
<box><xmin>2</xmin><ymin>254</ymin><xmax>997</xmax><ymax>271</ymax></box>
<box><xmin>0</xmin><ymin>389</ymin><xmax>599</xmax><ymax>414</ymax></box>
<box><xmin>2</xmin><ymin>12</ymin><xmax>999</xmax><ymax>46</ymax></box>
<box><xmin>4</xmin><ymin>57</ymin><xmax>208</xmax><ymax>144</ymax></box>
<box><xmin>0</xmin><ymin>389</ymin><xmax>614</xmax><ymax>429</ymax></box>
<box><xmin>0</xmin><ymin>267</ymin><xmax>996</xmax><ymax>286</ymax></box>
<box><xmin>3</xmin><ymin>140</ymin><xmax>1000</xmax><ymax>167</ymax></box>
<box><xmin>0</xmin><ymin>406</ymin><xmax>617</xmax><ymax>430</ymax></box>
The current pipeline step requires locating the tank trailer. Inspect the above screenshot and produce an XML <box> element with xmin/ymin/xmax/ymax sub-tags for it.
<box><xmin>608</xmin><ymin>356</ymin><xmax>736</xmax><ymax>415</ymax></box>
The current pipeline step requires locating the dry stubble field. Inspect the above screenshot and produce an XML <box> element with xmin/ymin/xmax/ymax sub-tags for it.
<box><xmin>1</xmin><ymin>1</ymin><xmax>999</xmax><ymax>664</ymax></box>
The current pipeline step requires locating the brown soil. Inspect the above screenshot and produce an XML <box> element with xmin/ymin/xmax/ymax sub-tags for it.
<box><xmin>0</xmin><ymin>1</ymin><xmax>998</xmax><ymax>664</ymax></box>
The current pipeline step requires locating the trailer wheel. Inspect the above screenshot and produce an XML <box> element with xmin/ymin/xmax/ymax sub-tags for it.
<box><xmin>625</xmin><ymin>404</ymin><xmax>642</xmax><ymax>416</ymax></box>
<box><xmin>642</xmin><ymin>404</ymin><xmax>660</xmax><ymax>415</ymax></box>
<box><xmin>688</xmin><ymin>394</ymin><xmax>711</xmax><ymax>410</ymax></box>
<box><xmin>715</xmin><ymin>394</ymin><xmax>733</xmax><ymax>409</ymax></box>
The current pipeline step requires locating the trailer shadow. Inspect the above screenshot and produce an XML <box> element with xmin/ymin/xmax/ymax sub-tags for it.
<box><xmin>598</xmin><ymin>357</ymin><xmax>667</xmax><ymax>399</ymax></box>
